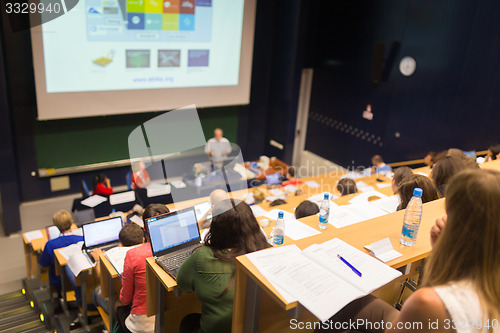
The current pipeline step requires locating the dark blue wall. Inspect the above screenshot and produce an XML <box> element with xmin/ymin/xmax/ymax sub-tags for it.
<box><xmin>305</xmin><ymin>0</ymin><xmax>500</xmax><ymax>168</ymax></box>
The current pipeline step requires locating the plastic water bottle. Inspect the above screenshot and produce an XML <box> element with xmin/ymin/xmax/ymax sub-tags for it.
<box><xmin>273</xmin><ymin>211</ymin><xmax>285</xmax><ymax>246</ymax></box>
<box><xmin>400</xmin><ymin>188</ymin><xmax>423</xmax><ymax>246</ymax></box>
<box><xmin>318</xmin><ymin>193</ymin><xmax>330</xmax><ymax>229</ymax></box>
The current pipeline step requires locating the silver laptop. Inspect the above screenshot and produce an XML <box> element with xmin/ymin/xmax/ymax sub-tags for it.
<box><xmin>194</xmin><ymin>201</ymin><xmax>212</xmax><ymax>221</ymax></box>
<box><xmin>147</xmin><ymin>208</ymin><xmax>201</xmax><ymax>279</ymax></box>
<box><xmin>82</xmin><ymin>216</ymin><xmax>123</xmax><ymax>263</ymax></box>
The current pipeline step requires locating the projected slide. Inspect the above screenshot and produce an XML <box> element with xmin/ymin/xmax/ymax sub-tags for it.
<box><xmin>40</xmin><ymin>0</ymin><xmax>244</xmax><ymax>92</ymax></box>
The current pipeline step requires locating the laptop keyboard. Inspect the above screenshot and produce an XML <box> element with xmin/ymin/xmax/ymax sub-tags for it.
<box><xmin>157</xmin><ymin>251</ymin><xmax>191</xmax><ymax>272</ymax></box>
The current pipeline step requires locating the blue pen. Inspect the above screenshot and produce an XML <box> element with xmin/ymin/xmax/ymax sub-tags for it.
<box><xmin>337</xmin><ymin>254</ymin><xmax>362</xmax><ymax>277</ymax></box>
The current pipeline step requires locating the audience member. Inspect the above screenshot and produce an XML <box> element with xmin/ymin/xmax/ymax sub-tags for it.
<box><xmin>130</xmin><ymin>161</ymin><xmax>150</xmax><ymax>189</ymax></box>
<box><xmin>198</xmin><ymin>189</ymin><xmax>229</xmax><ymax>229</ymax></box>
<box><xmin>94</xmin><ymin>173</ymin><xmax>113</xmax><ymax>196</ymax></box>
<box><xmin>371</xmin><ymin>155</ymin><xmax>392</xmax><ymax>174</ymax></box>
<box><xmin>485</xmin><ymin>144</ymin><xmax>500</xmax><ymax>162</ymax></box>
<box><xmin>391</xmin><ymin>167</ymin><xmax>413</xmax><ymax>194</ymax></box>
<box><xmin>177</xmin><ymin>200</ymin><xmax>270</xmax><ymax>333</ymax></box>
<box><xmin>116</xmin><ymin>203</ymin><xmax>169</xmax><ymax>333</ymax></box>
<box><xmin>39</xmin><ymin>210</ymin><xmax>82</xmax><ymax>292</ymax></box>
<box><xmin>431</xmin><ymin>156</ymin><xmax>478</xmax><ymax>196</ymax></box>
<box><xmin>423</xmin><ymin>151</ymin><xmax>437</xmax><ymax>166</ymax></box>
<box><xmin>316</xmin><ymin>169</ymin><xmax>500</xmax><ymax>333</ymax></box>
<box><xmin>295</xmin><ymin>200</ymin><xmax>320</xmax><ymax>219</ymax></box>
<box><xmin>397</xmin><ymin>174</ymin><xmax>439</xmax><ymax>210</ymax></box>
<box><xmin>337</xmin><ymin>178</ymin><xmax>358</xmax><ymax>196</ymax></box>
<box><xmin>282</xmin><ymin>166</ymin><xmax>302</xmax><ymax>186</ymax></box>
<box><xmin>269</xmin><ymin>199</ymin><xmax>287</xmax><ymax>207</ymax></box>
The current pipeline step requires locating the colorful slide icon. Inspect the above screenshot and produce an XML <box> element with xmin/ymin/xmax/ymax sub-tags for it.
<box><xmin>126</xmin><ymin>50</ymin><xmax>151</xmax><ymax>68</ymax></box>
<box><xmin>188</xmin><ymin>50</ymin><xmax>209</xmax><ymax>67</ymax></box>
<box><xmin>158</xmin><ymin>50</ymin><xmax>181</xmax><ymax>67</ymax></box>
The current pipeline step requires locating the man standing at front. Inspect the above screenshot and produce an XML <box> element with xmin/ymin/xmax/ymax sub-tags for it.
<box><xmin>205</xmin><ymin>128</ymin><xmax>231</xmax><ymax>165</ymax></box>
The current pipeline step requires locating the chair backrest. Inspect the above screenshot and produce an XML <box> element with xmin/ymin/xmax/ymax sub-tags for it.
<box><xmin>125</xmin><ymin>171</ymin><xmax>133</xmax><ymax>190</ymax></box>
<box><xmin>81</xmin><ymin>179</ymin><xmax>90</xmax><ymax>198</ymax></box>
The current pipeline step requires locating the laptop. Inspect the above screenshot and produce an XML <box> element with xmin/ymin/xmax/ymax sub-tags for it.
<box><xmin>72</xmin><ymin>209</ymin><xmax>96</xmax><ymax>227</ymax></box>
<box><xmin>266</xmin><ymin>172</ymin><xmax>282</xmax><ymax>185</ymax></box>
<box><xmin>146</xmin><ymin>208</ymin><xmax>201</xmax><ymax>279</ymax></box>
<box><xmin>82</xmin><ymin>216</ymin><xmax>123</xmax><ymax>263</ymax></box>
<box><xmin>194</xmin><ymin>201</ymin><xmax>212</xmax><ymax>221</ymax></box>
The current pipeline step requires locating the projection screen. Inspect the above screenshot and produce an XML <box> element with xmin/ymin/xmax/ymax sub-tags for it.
<box><xmin>30</xmin><ymin>0</ymin><xmax>256</xmax><ymax>120</ymax></box>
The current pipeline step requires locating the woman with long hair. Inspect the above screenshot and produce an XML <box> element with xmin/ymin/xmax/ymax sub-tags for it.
<box><xmin>317</xmin><ymin>169</ymin><xmax>500</xmax><ymax>333</ymax></box>
<box><xmin>177</xmin><ymin>199</ymin><xmax>270</xmax><ymax>333</ymax></box>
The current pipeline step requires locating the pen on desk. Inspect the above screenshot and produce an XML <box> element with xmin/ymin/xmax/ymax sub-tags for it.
<box><xmin>337</xmin><ymin>254</ymin><xmax>362</xmax><ymax>277</ymax></box>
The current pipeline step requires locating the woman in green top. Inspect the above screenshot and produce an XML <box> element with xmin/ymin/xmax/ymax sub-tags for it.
<box><xmin>177</xmin><ymin>199</ymin><xmax>270</xmax><ymax>333</ymax></box>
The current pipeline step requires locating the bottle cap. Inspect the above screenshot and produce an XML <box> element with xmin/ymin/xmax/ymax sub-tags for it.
<box><xmin>413</xmin><ymin>188</ymin><xmax>423</xmax><ymax>197</ymax></box>
<box><xmin>324</xmin><ymin>193</ymin><xmax>329</xmax><ymax>199</ymax></box>
<box><xmin>278</xmin><ymin>211</ymin><xmax>284</xmax><ymax>218</ymax></box>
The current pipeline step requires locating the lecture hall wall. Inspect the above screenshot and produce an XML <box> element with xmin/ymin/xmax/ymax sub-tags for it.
<box><xmin>304</xmin><ymin>0</ymin><xmax>500</xmax><ymax>168</ymax></box>
<box><xmin>0</xmin><ymin>1</ymin><xmax>306</xmax><ymax>233</ymax></box>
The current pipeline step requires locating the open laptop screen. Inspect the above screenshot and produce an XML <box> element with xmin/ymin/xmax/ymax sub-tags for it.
<box><xmin>83</xmin><ymin>217</ymin><xmax>123</xmax><ymax>248</ymax></box>
<box><xmin>194</xmin><ymin>201</ymin><xmax>212</xmax><ymax>221</ymax></box>
<box><xmin>148</xmin><ymin>209</ymin><xmax>200</xmax><ymax>254</ymax></box>
<box><xmin>266</xmin><ymin>172</ymin><xmax>282</xmax><ymax>185</ymax></box>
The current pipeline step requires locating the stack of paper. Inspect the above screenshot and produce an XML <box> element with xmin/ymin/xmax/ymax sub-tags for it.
<box><xmin>376</xmin><ymin>182</ymin><xmax>392</xmax><ymax>189</ymax></box>
<box><xmin>355</xmin><ymin>181</ymin><xmax>375</xmax><ymax>192</ymax></box>
<box><xmin>371</xmin><ymin>195</ymin><xmax>400</xmax><ymax>213</ymax></box>
<box><xmin>304</xmin><ymin>180</ymin><xmax>320</xmax><ymax>188</ymax></box>
<box><xmin>81</xmin><ymin>195</ymin><xmax>107</xmax><ymax>208</ymax></box>
<box><xmin>109</xmin><ymin>191</ymin><xmax>136</xmax><ymax>205</ymax></box>
<box><xmin>348</xmin><ymin>190</ymin><xmax>387</xmax><ymax>205</ymax></box>
<box><xmin>105</xmin><ymin>246</ymin><xmax>139</xmax><ymax>275</ymax></box>
<box><xmin>307</xmin><ymin>192</ymin><xmax>338</xmax><ymax>204</ymax></box>
<box><xmin>130</xmin><ymin>215</ymin><xmax>144</xmax><ymax>227</ymax></box>
<box><xmin>250</xmin><ymin>205</ymin><xmax>268</xmax><ymax>218</ymax></box>
<box><xmin>58</xmin><ymin>241</ymin><xmax>84</xmax><ymax>260</ymax></box>
<box><xmin>283</xmin><ymin>184</ymin><xmax>298</xmax><ymax>193</ymax></box>
<box><xmin>170</xmin><ymin>180</ymin><xmax>187</xmax><ymax>189</ymax></box>
<box><xmin>264</xmin><ymin>209</ymin><xmax>295</xmax><ymax>221</ymax></box>
<box><xmin>246</xmin><ymin>239</ymin><xmax>401</xmax><ymax>322</ymax></box>
<box><xmin>24</xmin><ymin>230</ymin><xmax>44</xmax><ymax>242</ymax></box>
<box><xmin>67</xmin><ymin>251</ymin><xmax>94</xmax><ymax>277</ymax></box>
<box><xmin>285</xmin><ymin>220</ymin><xmax>321</xmax><ymax>241</ymax></box>
<box><xmin>72</xmin><ymin>228</ymin><xmax>83</xmax><ymax>237</ymax></box>
<box><xmin>269</xmin><ymin>188</ymin><xmax>285</xmax><ymax>197</ymax></box>
<box><xmin>329</xmin><ymin>203</ymin><xmax>387</xmax><ymax>228</ymax></box>
<box><xmin>364</xmin><ymin>238</ymin><xmax>402</xmax><ymax>263</ymax></box>
<box><xmin>146</xmin><ymin>184</ymin><xmax>171</xmax><ymax>197</ymax></box>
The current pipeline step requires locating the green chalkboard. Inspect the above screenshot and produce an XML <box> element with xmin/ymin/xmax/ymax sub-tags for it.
<box><xmin>34</xmin><ymin>106</ymin><xmax>239</xmax><ymax>169</ymax></box>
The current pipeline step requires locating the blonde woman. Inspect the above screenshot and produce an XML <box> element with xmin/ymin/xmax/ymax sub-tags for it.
<box><xmin>316</xmin><ymin>169</ymin><xmax>500</xmax><ymax>333</ymax></box>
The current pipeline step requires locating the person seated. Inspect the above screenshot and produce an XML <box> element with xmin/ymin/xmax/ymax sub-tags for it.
<box><xmin>446</xmin><ymin>147</ymin><xmax>465</xmax><ymax>158</ymax></box>
<box><xmin>252</xmin><ymin>187</ymin><xmax>266</xmax><ymax>204</ymax></box>
<box><xmin>130</xmin><ymin>161</ymin><xmax>150</xmax><ymax>189</ymax></box>
<box><xmin>116</xmin><ymin>203</ymin><xmax>170</xmax><ymax>333</ymax></box>
<box><xmin>396</xmin><ymin>174</ymin><xmax>439</xmax><ymax>210</ymax></box>
<box><xmin>315</xmin><ymin>169</ymin><xmax>500</xmax><ymax>333</ymax></box>
<box><xmin>281</xmin><ymin>167</ymin><xmax>302</xmax><ymax>186</ymax></box>
<box><xmin>269</xmin><ymin>199</ymin><xmax>287</xmax><ymax>207</ymax></box>
<box><xmin>198</xmin><ymin>189</ymin><xmax>229</xmax><ymax>230</ymax></box>
<box><xmin>337</xmin><ymin>178</ymin><xmax>358</xmax><ymax>196</ymax></box>
<box><xmin>94</xmin><ymin>173</ymin><xmax>113</xmax><ymax>196</ymax></box>
<box><xmin>39</xmin><ymin>210</ymin><xmax>83</xmax><ymax>293</ymax></box>
<box><xmin>391</xmin><ymin>167</ymin><xmax>413</xmax><ymax>194</ymax></box>
<box><xmin>68</xmin><ymin>223</ymin><xmax>145</xmax><ymax>329</ymax></box>
<box><xmin>295</xmin><ymin>200</ymin><xmax>319</xmax><ymax>219</ymax></box>
<box><xmin>370</xmin><ymin>155</ymin><xmax>392</xmax><ymax>174</ymax></box>
<box><xmin>423</xmin><ymin>151</ymin><xmax>437</xmax><ymax>166</ymax></box>
<box><xmin>485</xmin><ymin>144</ymin><xmax>500</xmax><ymax>162</ymax></box>
<box><xmin>177</xmin><ymin>199</ymin><xmax>270</xmax><ymax>333</ymax></box>
<box><xmin>431</xmin><ymin>156</ymin><xmax>478</xmax><ymax>197</ymax></box>
<box><xmin>91</xmin><ymin>224</ymin><xmax>145</xmax><ymax>315</ymax></box>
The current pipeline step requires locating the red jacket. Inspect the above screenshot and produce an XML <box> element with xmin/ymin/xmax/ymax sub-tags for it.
<box><xmin>120</xmin><ymin>243</ymin><xmax>152</xmax><ymax>315</ymax></box>
<box><xmin>94</xmin><ymin>183</ymin><xmax>113</xmax><ymax>196</ymax></box>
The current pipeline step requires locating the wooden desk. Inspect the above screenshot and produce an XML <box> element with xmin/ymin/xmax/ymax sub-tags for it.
<box><xmin>54</xmin><ymin>248</ymin><xmax>96</xmax><ymax>327</ymax></box>
<box><xmin>146</xmin><ymin>257</ymin><xmax>201</xmax><ymax>333</ymax></box>
<box><xmin>23</xmin><ymin>229</ymin><xmax>48</xmax><ymax>278</ymax></box>
<box><xmin>232</xmin><ymin>198</ymin><xmax>446</xmax><ymax>333</ymax></box>
<box><xmin>99</xmin><ymin>254</ymin><xmax>121</xmax><ymax>331</ymax></box>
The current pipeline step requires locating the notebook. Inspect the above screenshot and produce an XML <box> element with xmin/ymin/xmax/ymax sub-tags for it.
<box><xmin>147</xmin><ymin>208</ymin><xmax>201</xmax><ymax>279</ymax></box>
